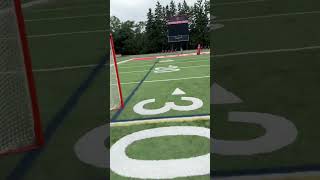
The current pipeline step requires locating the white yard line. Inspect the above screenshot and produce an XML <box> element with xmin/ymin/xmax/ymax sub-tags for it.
<box><xmin>119</xmin><ymin>59</ymin><xmax>209</xmax><ymax>69</ymax></box>
<box><xmin>28</xmin><ymin>29</ymin><xmax>106</xmax><ymax>38</ymax></box>
<box><xmin>22</xmin><ymin>0</ymin><xmax>48</xmax><ymax>8</ymax></box>
<box><xmin>118</xmin><ymin>54</ymin><xmax>210</xmax><ymax>67</ymax></box>
<box><xmin>214</xmin><ymin>45</ymin><xmax>320</xmax><ymax>58</ymax></box>
<box><xmin>120</xmin><ymin>65</ymin><xmax>210</xmax><ymax>75</ymax></box>
<box><xmin>118</xmin><ymin>76</ymin><xmax>210</xmax><ymax>85</ymax></box>
<box><xmin>25</xmin><ymin>13</ymin><xmax>107</xmax><ymax>22</ymax></box>
<box><xmin>33</xmin><ymin>59</ymin><xmax>132</xmax><ymax>72</ymax></box>
<box><xmin>216</xmin><ymin>10</ymin><xmax>320</xmax><ymax>22</ymax></box>
<box><xmin>28</xmin><ymin>4</ymin><xmax>102</xmax><ymax>12</ymax></box>
<box><xmin>111</xmin><ymin>115</ymin><xmax>210</xmax><ymax>127</ymax></box>
<box><xmin>214</xmin><ymin>0</ymin><xmax>266</xmax><ymax>6</ymax></box>
<box><xmin>33</xmin><ymin>64</ymin><xmax>98</xmax><ymax>72</ymax></box>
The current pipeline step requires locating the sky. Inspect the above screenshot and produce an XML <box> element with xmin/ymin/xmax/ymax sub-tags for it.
<box><xmin>111</xmin><ymin>0</ymin><xmax>198</xmax><ymax>22</ymax></box>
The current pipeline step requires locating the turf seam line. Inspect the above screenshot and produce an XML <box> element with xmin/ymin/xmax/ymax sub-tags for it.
<box><xmin>6</xmin><ymin>57</ymin><xmax>106</xmax><ymax>180</ymax></box>
<box><xmin>111</xmin><ymin>60</ymin><xmax>159</xmax><ymax>121</ymax></box>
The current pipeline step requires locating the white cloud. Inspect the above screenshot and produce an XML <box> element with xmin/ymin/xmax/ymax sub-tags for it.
<box><xmin>111</xmin><ymin>0</ymin><xmax>198</xmax><ymax>22</ymax></box>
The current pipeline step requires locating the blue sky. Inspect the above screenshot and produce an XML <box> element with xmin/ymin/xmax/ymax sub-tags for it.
<box><xmin>111</xmin><ymin>0</ymin><xmax>198</xmax><ymax>22</ymax></box>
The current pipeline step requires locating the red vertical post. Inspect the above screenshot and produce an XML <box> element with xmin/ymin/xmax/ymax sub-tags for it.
<box><xmin>13</xmin><ymin>0</ymin><xmax>44</xmax><ymax>147</ymax></box>
<box><xmin>110</xmin><ymin>34</ymin><xmax>124</xmax><ymax>108</ymax></box>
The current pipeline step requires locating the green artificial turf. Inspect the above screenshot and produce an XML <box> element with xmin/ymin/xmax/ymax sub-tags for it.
<box><xmin>110</xmin><ymin>120</ymin><xmax>210</xmax><ymax>180</ymax></box>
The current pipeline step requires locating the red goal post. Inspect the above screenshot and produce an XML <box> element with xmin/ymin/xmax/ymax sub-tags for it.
<box><xmin>0</xmin><ymin>0</ymin><xmax>44</xmax><ymax>155</ymax></box>
<box><xmin>110</xmin><ymin>33</ymin><xmax>124</xmax><ymax>110</ymax></box>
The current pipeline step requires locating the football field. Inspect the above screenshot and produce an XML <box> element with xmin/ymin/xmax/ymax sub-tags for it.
<box><xmin>110</xmin><ymin>52</ymin><xmax>211</xmax><ymax>179</ymax></box>
<box><xmin>111</xmin><ymin>52</ymin><xmax>210</xmax><ymax>121</ymax></box>
<box><xmin>213</xmin><ymin>0</ymin><xmax>320</xmax><ymax>179</ymax></box>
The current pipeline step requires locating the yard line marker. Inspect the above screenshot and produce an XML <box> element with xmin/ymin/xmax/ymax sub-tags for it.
<box><xmin>28</xmin><ymin>30</ymin><xmax>106</xmax><ymax>38</ymax></box>
<box><xmin>214</xmin><ymin>45</ymin><xmax>320</xmax><ymax>58</ymax></box>
<box><xmin>216</xmin><ymin>10</ymin><xmax>320</xmax><ymax>22</ymax></box>
<box><xmin>117</xmin><ymin>76</ymin><xmax>210</xmax><ymax>85</ymax></box>
<box><xmin>25</xmin><ymin>13</ymin><xmax>107</xmax><ymax>22</ymax></box>
<box><xmin>214</xmin><ymin>0</ymin><xmax>266</xmax><ymax>6</ymax></box>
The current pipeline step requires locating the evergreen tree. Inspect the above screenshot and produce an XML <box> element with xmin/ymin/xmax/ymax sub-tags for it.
<box><xmin>169</xmin><ymin>0</ymin><xmax>176</xmax><ymax>17</ymax></box>
<box><xmin>177</xmin><ymin>2</ymin><xmax>182</xmax><ymax>15</ymax></box>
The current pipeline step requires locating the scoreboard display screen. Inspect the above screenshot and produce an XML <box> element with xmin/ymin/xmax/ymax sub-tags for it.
<box><xmin>168</xmin><ymin>23</ymin><xmax>189</xmax><ymax>36</ymax></box>
<box><xmin>167</xmin><ymin>16</ymin><xmax>189</xmax><ymax>42</ymax></box>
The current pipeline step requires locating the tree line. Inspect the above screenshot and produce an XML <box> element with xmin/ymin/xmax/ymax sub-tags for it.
<box><xmin>110</xmin><ymin>0</ymin><xmax>210</xmax><ymax>55</ymax></box>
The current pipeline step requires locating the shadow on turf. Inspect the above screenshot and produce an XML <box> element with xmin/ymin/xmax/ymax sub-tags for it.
<box><xmin>6</xmin><ymin>56</ymin><xmax>107</xmax><ymax>180</ymax></box>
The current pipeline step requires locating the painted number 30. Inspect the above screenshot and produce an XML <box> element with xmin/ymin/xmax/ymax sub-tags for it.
<box><xmin>133</xmin><ymin>88</ymin><xmax>204</xmax><ymax>115</ymax></box>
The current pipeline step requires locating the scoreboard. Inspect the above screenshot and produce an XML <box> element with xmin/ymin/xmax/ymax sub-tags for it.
<box><xmin>167</xmin><ymin>16</ymin><xmax>189</xmax><ymax>42</ymax></box>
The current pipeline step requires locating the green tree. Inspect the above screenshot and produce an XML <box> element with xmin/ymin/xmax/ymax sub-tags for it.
<box><xmin>110</xmin><ymin>16</ymin><xmax>121</xmax><ymax>33</ymax></box>
<box><xmin>169</xmin><ymin>0</ymin><xmax>176</xmax><ymax>17</ymax></box>
<box><xmin>189</xmin><ymin>0</ymin><xmax>210</xmax><ymax>48</ymax></box>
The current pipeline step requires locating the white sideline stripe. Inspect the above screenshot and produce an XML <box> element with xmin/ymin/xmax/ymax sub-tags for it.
<box><xmin>214</xmin><ymin>0</ymin><xmax>266</xmax><ymax>6</ymax></box>
<box><xmin>28</xmin><ymin>30</ymin><xmax>106</xmax><ymax>38</ymax></box>
<box><xmin>25</xmin><ymin>13</ymin><xmax>107</xmax><ymax>22</ymax></box>
<box><xmin>111</xmin><ymin>115</ymin><xmax>210</xmax><ymax>127</ymax></box>
<box><xmin>117</xmin><ymin>59</ymin><xmax>133</xmax><ymax>65</ymax></box>
<box><xmin>118</xmin><ymin>76</ymin><xmax>210</xmax><ymax>85</ymax></box>
<box><xmin>119</xmin><ymin>59</ymin><xmax>209</xmax><ymax>69</ymax></box>
<box><xmin>216</xmin><ymin>10</ymin><xmax>320</xmax><ymax>22</ymax></box>
<box><xmin>214</xmin><ymin>45</ymin><xmax>320</xmax><ymax>58</ymax></box>
<box><xmin>120</xmin><ymin>65</ymin><xmax>210</xmax><ymax>74</ymax></box>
